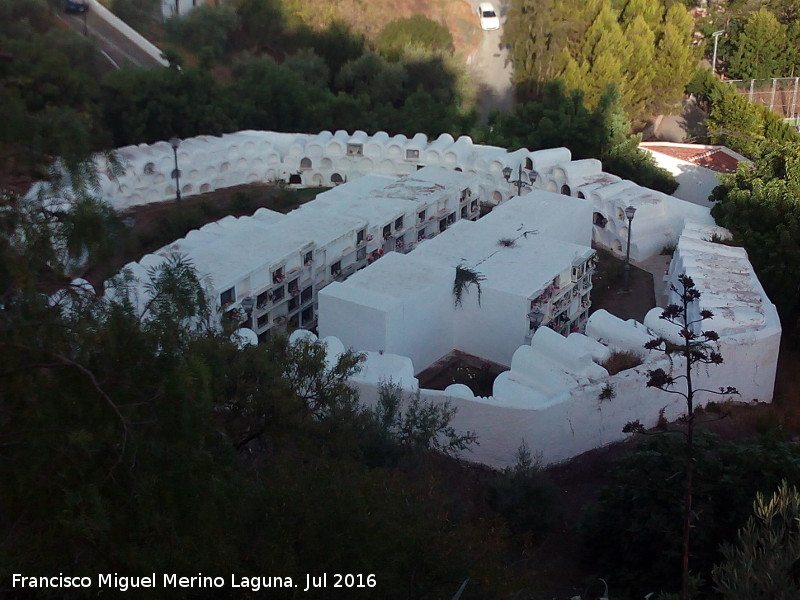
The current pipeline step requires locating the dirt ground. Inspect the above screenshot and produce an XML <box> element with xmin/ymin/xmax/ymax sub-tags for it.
<box><xmin>589</xmin><ymin>248</ymin><xmax>656</xmax><ymax>322</ymax></box>
<box><xmin>417</xmin><ymin>350</ymin><xmax>507</xmax><ymax>397</ymax></box>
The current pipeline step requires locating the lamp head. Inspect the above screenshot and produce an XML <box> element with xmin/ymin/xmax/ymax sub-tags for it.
<box><xmin>169</xmin><ymin>136</ymin><xmax>181</xmax><ymax>150</ymax></box>
<box><xmin>502</xmin><ymin>166</ymin><xmax>512</xmax><ymax>181</ymax></box>
<box><xmin>624</xmin><ymin>205</ymin><xmax>637</xmax><ymax>221</ymax></box>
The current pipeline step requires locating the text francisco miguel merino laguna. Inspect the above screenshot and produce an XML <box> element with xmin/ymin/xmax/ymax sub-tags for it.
<box><xmin>12</xmin><ymin>573</ymin><xmax>378</xmax><ymax>592</ymax></box>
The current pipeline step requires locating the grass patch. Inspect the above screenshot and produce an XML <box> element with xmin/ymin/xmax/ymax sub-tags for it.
<box><xmin>601</xmin><ymin>350</ymin><xmax>643</xmax><ymax>375</ymax></box>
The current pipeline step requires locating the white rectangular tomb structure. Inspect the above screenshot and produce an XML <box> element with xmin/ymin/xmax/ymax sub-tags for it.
<box><xmin>318</xmin><ymin>191</ymin><xmax>596</xmax><ymax>372</ymax></box>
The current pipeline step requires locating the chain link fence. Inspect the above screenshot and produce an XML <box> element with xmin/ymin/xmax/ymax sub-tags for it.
<box><xmin>725</xmin><ymin>76</ymin><xmax>800</xmax><ymax>124</ymax></box>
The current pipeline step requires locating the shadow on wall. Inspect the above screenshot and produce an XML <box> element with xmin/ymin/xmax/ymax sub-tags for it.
<box><xmin>671</xmin><ymin>162</ymin><xmax>723</xmax><ymax>208</ymax></box>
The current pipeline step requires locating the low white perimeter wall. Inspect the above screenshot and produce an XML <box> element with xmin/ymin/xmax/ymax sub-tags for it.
<box><xmin>351</xmin><ymin>355</ymin><xmax>690</xmax><ymax>468</ymax></box>
<box><xmin>88</xmin><ymin>0</ymin><xmax>169</xmax><ymax>67</ymax></box>
<box><xmin>351</xmin><ymin>330</ymin><xmax>774</xmax><ymax>469</ymax></box>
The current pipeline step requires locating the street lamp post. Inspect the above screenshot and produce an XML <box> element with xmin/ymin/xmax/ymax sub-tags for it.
<box><xmin>502</xmin><ymin>164</ymin><xmax>536</xmax><ymax>197</ymax></box>
<box><xmin>711</xmin><ymin>30</ymin><xmax>724</xmax><ymax>75</ymax></box>
<box><xmin>623</xmin><ymin>205</ymin><xmax>636</xmax><ymax>292</ymax></box>
<box><xmin>169</xmin><ymin>136</ymin><xmax>182</xmax><ymax>206</ymax></box>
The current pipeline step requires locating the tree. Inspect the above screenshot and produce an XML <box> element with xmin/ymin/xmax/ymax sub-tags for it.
<box><xmin>621</xmin><ymin>15</ymin><xmax>656</xmax><ymax>122</ymax></box>
<box><xmin>620</xmin><ymin>0</ymin><xmax>663</xmax><ymax>31</ymax></box>
<box><xmin>0</xmin><ymin>4</ymin><xmax>110</xmax><ymax>182</ymax></box>
<box><xmin>582</xmin><ymin>431</ymin><xmax>800</xmax><ymax>597</ymax></box>
<box><xmin>706</xmin><ymin>88</ymin><xmax>765</xmax><ymax>157</ymax></box>
<box><xmin>283</xmin><ymin>47</ymin><xmax>332</xmax><ymax>88</ymax></box>
<box><xmin>110</xmin><ymin>0</ymin><xmax>159</xmax><ymax>30</ymax></box>
<box><xmin>231</xmin><ymin>0</ymin><xmax>285</xmax><ymax>50</ymax></box>
<box><xmin>503</xmin><ymin>0</ymin><xmax>694</xmax><ymax>118</ymax></box>
<box><xmin>165</xmin><ymin>4</ymin><xmax>239</xmax><ymax>60</ymax></box>
<box><xmin>1</xmin><ymin>196</ymin><xmax>521</xmax><ymax>599</ymax></box>
<box><xmin>482</xmin><ymin>81</ymin><xmax>678</xmax><ymax>193</ymax></box>
<box><xmin>487</xmin><ymin>441</ymin><xmax>553</xmax><ymax>539</ymax></box>
<box><xmin>502</xmin><ymin>0</ymin><xmax>571</xmax><ymax>98</ymax></box>
<box><xmin>229</xmin><ymin>56</ymin><xmax>328</xmax><ymax>133</ymax></box>
<box><xmin>625</xmin><ymin>274</ymin><xmax>738</xmax><ymax>600</ymax></box>
<box><xmin>563</xmin><ymin>4</ymin><xmax>631</xmax><ymax>109</ymax></box>
<box><xmin>728</xmin><ymin>8</ymin><xmax>789</xmax><ymax>80</ymax></box>
<box><xmin>334</xmin><ymin>52</ymin><xmax>408</xmax><ymax>107</ymax></box>
<box><xmin>101</xmin><ymin>66</ymin><xmax>238</xmax><ymax>146</ymax></box>
<box><xmin>650</xmin><ymin>3</ymin><xmax>696</xmax><ymax>116</ymax></box>
<box><xmin>713</xmin><ymin>481</ymin><xmax>800</xmax><ymax>599</ymax></box>
<box><xmin>370</xmin><ymin>380</ymin><xmax>477</xmax><ymax>459</ymax></box>
<box><xmin>711</xmin><ymin>141</ymin><xmax>800</xmax><ymax>321</ymax></box>
<box><xmin>766</xmin><ymin>0</ymin><xmax>800</xmax><ymax>23</ymax></box>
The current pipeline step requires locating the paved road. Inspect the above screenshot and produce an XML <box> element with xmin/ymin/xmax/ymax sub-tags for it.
<box><xmin>465</xmin><ymin>1</ymin><xmax>514</xmax><ymax>124</ymax></box>
<box><xmin>59</xmin><ymin>8</ymin><xmax>164</xmax><ymax>69</ymax></box>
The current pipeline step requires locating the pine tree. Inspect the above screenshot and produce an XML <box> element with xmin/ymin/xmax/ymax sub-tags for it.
<box><xmin>622</xmin><ymin>14</ymin><xmax>657</xmax><ymax>123</ymax></box>
<box><xmin>504</xmin><ymin>0</ymin><xmax>567</xmax><ymax>98</ymax></box>
<box><xmin>650</xmin><ymin>4</ymin><xmax>696</xmax><ymax>115</ymax></box>
<box><xmin>728</xmin><ymin>8</ymin><xmax>789</xmax><ymax>79</ymax></box>
<box><xmin>619</xmin><ymin>0</ymin><xmax>663</xmax><ymax>32</ymax></box>
<box><xmin>575</xmin><ymin>4</ymin><xmax>632</xmax><ymax>108</ymax></box>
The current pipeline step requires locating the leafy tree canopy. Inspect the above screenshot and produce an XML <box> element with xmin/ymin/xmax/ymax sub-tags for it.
<box><xmin>481</xmin><ymin>81</ymin><xmax>678</xmax><ymax>193</ymax></box>
<box><xmin>504</xmin><ymin>0</ymin><xmax>696</xmax><ymax>122</ymax></box>
<box><xmin>711</xmin><ymin>141</ymin><xmax>800</xmax><ymax>321</ymax></box>
<box><xmin>1</xmin><ymin>194</ymin><xmax>526</xmax><ymax>599</ymax></box>
<box><xmin>582</xmin><ymin>431</ymin><xmax>800</xmax><ymax>598</ymax></box>
<box><xmin>164</xmin><ymin>3</ymin><xmax>240</xmax><ymax>60</ymax></box>
<box><xmin>713</xmin><ymin>481</ymin><xmax>800</xmax><ymax>599</ymax></box>
<box><xmin>728</xmin><ymin>8</ymin><xmax>790</xmax><ymax>80</ymax></box>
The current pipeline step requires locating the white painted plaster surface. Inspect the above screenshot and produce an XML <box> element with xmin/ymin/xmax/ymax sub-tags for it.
<box><xmin>47</xmin><ymin>128</ymin><xmax>779</xmax><ymax>469</ymax></box>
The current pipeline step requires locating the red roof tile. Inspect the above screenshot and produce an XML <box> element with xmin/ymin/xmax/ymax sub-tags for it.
<box><xmin>640</xmin><ymin>143</ymin><xmax>743</xmax><ymax>174</ymax></box>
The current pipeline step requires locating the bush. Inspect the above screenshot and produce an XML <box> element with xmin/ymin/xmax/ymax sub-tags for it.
<box><xmin>487</xmin><ymin>442</ymin><xmax>553</xmax><ymax>538</ymax></box>
<box><xmin>376</xmin><ymin>15</ymin><xmax>454</xmax><ymax>60</ymax></box>
<box><xmin>231</xmin><ymin>190</ymin><xmax>255</xmax><ymax>214</ymax></box>
<box><xmin>713</xmin><ymin>481</ymin><xmax>800</xmax><ymax>599</ymax></box>
<box><xmin>165</xmin><ymin>4</ymin><xmax>239</xmax><ymax>60</ymax></box>
<box><xmin>602</xmin><ymin>146</ymin><xmax>679</xmax><ymax>195</ymax></box>
<box><xmin>581</xmin><ymin>432</ymin><xmax>800</xmax><ymax>598</ymax></box>
<box><xmin>111</xmin><ymin>0</ymin><xmax>159</xmax><ymax>30</ymax></box>
<box><xmin>600</xmin><ymin>350</ymin><xmax>642</xmax><ymax>375</ymax></box>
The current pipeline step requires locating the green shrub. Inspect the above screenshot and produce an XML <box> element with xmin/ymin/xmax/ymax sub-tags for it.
<box><xmin>231</xmin><ymin>190</ymin><xmax>255</xmax><ymax>214</ymax></box>
<box><xmin>713</xmin><ymin>481</ymin><xmax>800</xmax><ymax>599</ymax></box>
<box><xmin>487</xmin><ymin>442</ymin><xmax>553</xmax><ymax>538</ymax></box>
<box><xmin>581</xmin><ymin>432</ymin><xmax>800</xmax><ymax>598</ymax></box>
<box><xmin>111</xmin><ymin>0</ymin><xmax>159</xmax><ymax>30</ymax></box>
<box><xmin>165</xmin><ymin>4</ymin><xmax>239</xmax><ymax>60</ymax></box>
<box><xmin>598</xmin><ymin>383</ymin><xmax>616</xmax><ymax>401</ymax></box>
<box><xmin>602</xmin><ymin>146</ymin><xmax>679</xmax><ymax>194</ymax></box>
<box><xmin>376</xmin><ymin>15</ymin><xmax>453</xmax><ymax>60</ymax></box>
